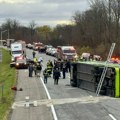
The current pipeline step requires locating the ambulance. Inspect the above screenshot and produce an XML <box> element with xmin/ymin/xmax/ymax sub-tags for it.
<box><xmin>56</xmin><ymin>46</ymin><xmax>78</xmax><ymax>61</ymax></box>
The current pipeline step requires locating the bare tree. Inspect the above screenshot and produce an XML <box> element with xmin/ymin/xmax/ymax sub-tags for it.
<box><xmin>111</xmin><ymin>0</ymin><xmax>120</xmax><ymax>41</ymax></box>
<box><xmin>29</xmin><ymin>20</ymin><xmax>36</xmax><ymax>42</ymax></box>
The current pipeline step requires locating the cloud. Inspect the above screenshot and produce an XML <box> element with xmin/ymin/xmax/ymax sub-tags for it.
<box><xmin>0</xmin><ymin>0</ymin><xmax>89</xmax><ymax>27</ymax></box>
<box><xmin>0</xmin><ymin>0</ymin><xmax>37</xmax><ymax>3</ymax></box>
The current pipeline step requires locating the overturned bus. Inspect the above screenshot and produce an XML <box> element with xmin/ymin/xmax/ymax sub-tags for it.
<box><xmin>70</xmin><ymin>61</ymin><xmax>120</xmax><ymax>97</ymax></box>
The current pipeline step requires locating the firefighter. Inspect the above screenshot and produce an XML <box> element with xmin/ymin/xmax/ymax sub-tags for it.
<box><xmin>47</xmin><ymin>60</ymin><xmax>53</xmax><ymax>76</ymax></box>
<box><xmin>33</xmin><ymin>57</ymin><xmax>38</xmax><ymax>64</ymax></box>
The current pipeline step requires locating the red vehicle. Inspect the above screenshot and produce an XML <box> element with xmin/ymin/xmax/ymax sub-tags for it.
<box><xmin>33</xmin><ymin>42</ymin><xmax>45</xmax><ymax>52</ymax></box>
<box><xmin>56</xmin><ymin>46</ymin><xmax>78</xmax><ymax>61</ymax></box>
<box><xmin>10</xmin><ymin>55</ymin><xmax>28</xmax><ymax>69</ymax></box>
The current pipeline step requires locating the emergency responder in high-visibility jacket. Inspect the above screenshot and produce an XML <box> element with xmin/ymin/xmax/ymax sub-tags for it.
<box><xmin>33</xmin><ymin>57</ymin><xmax>38</xmax><ymax>64</ymax></box>
<box><xmin>47</xmin><ymin>60</ymin><xmax>53</xmax><ymax>76</ymax></box>
<box><xmin>47</xmin><ymin>65</ymin><xmax>52</xmax><ymax>76</ymax></box>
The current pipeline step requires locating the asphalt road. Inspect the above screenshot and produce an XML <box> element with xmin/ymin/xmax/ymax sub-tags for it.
<box><xmin>9</xmin><ymin>49</ymin><xmax>120</xmax><ymax>120</ymax></box>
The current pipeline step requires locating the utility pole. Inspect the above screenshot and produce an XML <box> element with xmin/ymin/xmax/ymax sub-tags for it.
<box><xmin>8</xmin><ymin>29</ymin><xmax>9</xmax><ymax>39</ymax></box>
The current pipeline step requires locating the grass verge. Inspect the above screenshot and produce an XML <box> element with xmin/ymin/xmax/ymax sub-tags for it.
<box><xmin>0</xmin><ymin>48</ymin><xmax>16</xmax><ymax>120</ymax></box>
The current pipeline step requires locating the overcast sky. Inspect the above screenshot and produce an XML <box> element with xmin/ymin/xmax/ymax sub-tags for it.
<box><xmin>0</xmin><ymin>0</ymin><xmax>90</xmax><ymax>27</ymax></box>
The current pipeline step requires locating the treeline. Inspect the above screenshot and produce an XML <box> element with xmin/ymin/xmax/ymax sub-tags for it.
<box><xmin>1</xmin><ymin>0</ymin><xmax>120</xmax><ymax>58</ymax></box>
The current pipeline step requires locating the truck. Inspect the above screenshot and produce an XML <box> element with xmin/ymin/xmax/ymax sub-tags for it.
<box><xmin>56</xmin><ymin>46</ymin><xmax>78</xmax><ymax>61</ymax></box>
<box><xmin>10</xmin><ymin>41</ymin><xmax>26</xmax><ymax>62</ymax></box>
<box><xmin>33</xmin><ymin>42</ymin><xmax>45</xmax><ymax>52</ymax></box>
<box><xmin>10</xmin><ymin>41</ymin><xmax>28</xmax><ymax>68</ymax></box>
<box><xmin>70</xmin><ymin>61</ymin><xmax>120</xmax><ymax>97</ymax></box>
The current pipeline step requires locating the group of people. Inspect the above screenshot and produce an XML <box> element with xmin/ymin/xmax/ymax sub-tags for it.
<box><xmin>43</xmin><ymin>59</ymin><xmax>71</xmax><ymax>85</ymax></box>
<box><xmin>29</xmin><ymin>50</ymin><xmax>71</xmax><ymax>85</ymax></box>
<box><xmin>28</xmin><ymin>51</ymin><xmax>43</xmax><ymax>77</ymax></box>
<box><xmin>42</xmin><ymin>60</ymin><xmax>61</xmax><ymax>85</ymax></box>
<box><xmin>28</xmin><ymin>61</ymin><xmax>42</xmax><ymax>77</ymax></box>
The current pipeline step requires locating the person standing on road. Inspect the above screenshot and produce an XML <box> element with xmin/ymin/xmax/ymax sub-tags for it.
<box><xmin>36</xmin><ymin>62</ymin><xmax>42</xmax><ymax>77</ymax></box>
<box><xmin>33</xmin><ymin>63</ymin><xmax>37</xmax><ymax>76</ymax></box>
<box><xmin>33</xmin><ymin>57</ymin><xmax>38</xmax><ymax>64</ymax></box>
<box><xmin>66</xmin><ymin>59</ymin><xmax>71</xmax><ymax>73</ymax></box>
<box><xmin>32</xmin><ymin>50</ymin><xmax>36</xmax><ymax>58</ymax></box>
<box><xmin>38</xmin><ymin>56</ymin><xmax>43</xmax><ymax>62</ymax></box>
<box><xmin>28</xmin><ymin>63</ymin><xmax>34</xmax><ymax>77</ymax></box>
<box><xmin>47</xmin><ymin>60</ymin><xmax>53</xmax><ymax>77</ymax></box>
<box><xmin>62</xmin><ymin>60</ymin><xmax>67</xmax><ymax>79</ymax></box>
<box><xmin>53</xmin><ymin>68</ymin><xmax>60</xmax><ymax>85</ymax></box>
<box><xmin>43</xmin><ymin>68</ymin><xmax>48</xmax><ymax>84</ymax></box>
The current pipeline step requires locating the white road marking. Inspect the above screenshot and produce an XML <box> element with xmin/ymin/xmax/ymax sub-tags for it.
<box><xmin>89</xmin><ymin>95</ymin><xmax>93</xmax><ymax>97</ymax></box>
<box><xmin>40</xmin><ymin>77</ymin><xmax>58</xmax><ymax>120</ymax></box>
<box><xmin>12</xmin><ymin>96</ymin><xmax>113</xmax><ymax>108</ymax></box>
<box><xmin>109</xmin><ymin>114</ymin><xmax>117</xmax><ymax>120</ymax></box>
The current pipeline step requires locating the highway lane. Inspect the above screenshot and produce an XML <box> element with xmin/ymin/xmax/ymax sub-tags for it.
<box><xmin>9</xmin><ymin>49</ymin><xmax>54</xmax><ymax>120</ymax></box>
<box><xmin>9</xmin><ymin>49</ymin><xmax>120</xmax><ymax>120</ymax></box>
<box><xmin>37</xmin><ymin>51</ymin><xmax>120</xmax><ymax>120</ymax></box>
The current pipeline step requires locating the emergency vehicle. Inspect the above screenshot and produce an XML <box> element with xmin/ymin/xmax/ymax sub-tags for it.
<box><xmin>10</xmin><ymin>55</ymin><xmax>28</xmax><ymax>69</ymax></box>
<box><xmin>33</xmin><ymin>42</ymin><xmax>45</xmax><ymax>52</ymax></box>
<box><xmin>56</xmin><ymin>46</ymin><xmax>78</xmax><ymax>61</ymax></box>
<box><xmin>70</xmin><ymin>61</ymin><xmax>120</xmax><ymax>97</ymax></box>
<box><xmin>14</xmin><ymin>56</ymin><xmax>28</xmax><ymax>69</ymax></box>
<box><xmin>81</xmin><ymin>52</ymin><xmax>101</xmax><ymax>61</ymax></box>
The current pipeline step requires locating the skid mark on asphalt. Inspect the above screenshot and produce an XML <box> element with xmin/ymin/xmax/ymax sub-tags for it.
<box><xmin>12</xmin><ymin>96</ymin><xmax>114</xmax><ymax>108</ymax></box>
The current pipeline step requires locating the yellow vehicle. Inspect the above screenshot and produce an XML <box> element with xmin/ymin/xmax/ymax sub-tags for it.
<box><xmin>70</xmin><ymin>61</ymin><xmax>120</xmax><ymax>97</ymax></box>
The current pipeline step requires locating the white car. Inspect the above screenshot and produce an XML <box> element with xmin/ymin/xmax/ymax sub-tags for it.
<box><xmin>46</xmin><ymin>47</ymin><xmax>53</xmax><ymax>55</ymax></box>
<box><xmin>50</xmin><ymin>48</ymin><xmax>57</xmax><ymax>56</ymax></box>
<box><xmin>27</xmin><ymin>43</ymin><xmax>33</xmax><ymax>49</ymax></box>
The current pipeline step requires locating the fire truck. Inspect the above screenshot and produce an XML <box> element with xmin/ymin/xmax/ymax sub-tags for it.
<box><xmin>33</xmin><ymin>42</ymin><xmax>45</xmax><ymax>52</ymax></box>
<box><xmin>70</xmin><ymin>61</ymin><xmax>120</xmax><ymax>97</ymax></box>
<box><xmin>56</xmin><ymin>46</ymin><xmax>78</xmax><ymax>61</ymax></box>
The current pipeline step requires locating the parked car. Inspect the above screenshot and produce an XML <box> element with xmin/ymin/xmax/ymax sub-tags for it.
<box><xmin>46</xmin><ymin>47</ymin><xmax>53</xmax><ymax>55</ymax></box>
<box><xmin>44</xmin><ymin>45</ymin><xmax>53</xmax><ymax>52</ymax></box>
<box><xmin>26</xmin><ymin>43</ymin><xmax>33</xmax><ymax>49</ymax></box>
<box><xmin>50</xmin><ymin>48</ymin><xmax>57</xmax><ymax>56</ymax></box>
